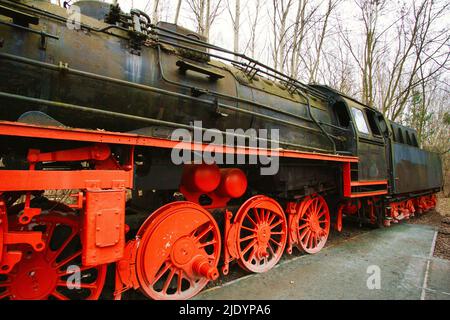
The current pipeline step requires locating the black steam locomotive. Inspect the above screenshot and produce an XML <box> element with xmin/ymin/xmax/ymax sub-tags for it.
<box><xmin>0</xmin><ymin>0</ymin><xmax>443</xmax><ymax>300</ymax></box>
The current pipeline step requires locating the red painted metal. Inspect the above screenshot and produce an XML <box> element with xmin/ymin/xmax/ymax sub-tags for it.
<box><xmin>288</xmin><ymin>195</ymin><xmax>330</xmax><ymax>254</ymax></box>
<box><xmin>0</xmin><ymin>121</ymin><xmax>358</xmax><ymax>163</ymax></box>
<box><xmin>82</xmin><ymin>189</ymin><xmax>126</xmax><ymax>266</ymax></box>
<box><xmin>343</xmin><ymin>162</ymin><xmax>352</xmax><ymax>197</ymax></box>
<box><xmin>387</xmin><ymin>197</ymin><xmax>423</xmax><ymax>223</ymax></box>
<box><xmin>0</xmin><ymin>199</ymin><xmax>23</xmax><ymax>275</ymax></box>
<box><xmin>0</xmin><ymin>170</ymin><xmax>133</xmax><ymax>191</ymax></box>
<box><xmin>181</xmin><ymin>164</ymin><xmax>221</xmax><ymax>193</ymax></box>
<box><xmin>349</xmin><ymin>190</ymin><xmax>388</xmax><ymax>198</ymax></box>
<box><xmin>0</xmin><ymin>198</ymin><xmax>46</xmax><ymax>274</ymax></box>
<box><xmin>216</xmin><ymin>168</ymin><xmax>248</xmax><ymax>198</ymax></box>
<box><xmin>180</xmin><ymin>165</ymin><xmax>247</xmax><ymax>209</ymax></box>
<box><xmin>224</xmin><ymin>196</ymin><xmax>287</xmax><ymax>273</ymax></box>
<box><xmin>113</xmin><ymin>240</ymin><xmax>140</xmax><ymax>300</ymax></box>
<box><xmin>350</xmin><ymin>180</ymin><xmax>388</xmax><ymax>187</ymax></box>
<box><xmin>27</xmin><ymin>144</ymin><xmax>111</xmax><ymax>163</ymax></box>
<box><xmin>221</xmin><ymin>210</ymin><xmax>234</xmax><ymax>275</ymax></box>
<box><xmin>334</xmin><ymin>204</ymin><xmax>344</xmax><ymax>232</ymax></box>
<box><xmin>0</xmin><ymin>212</ymin><xmax>106</xmax><ymax>300</ymax></box>
<box><xmin>134</xmin><ymin>202</ymin><xmax>221</xmax><ymax>300</ymax></box>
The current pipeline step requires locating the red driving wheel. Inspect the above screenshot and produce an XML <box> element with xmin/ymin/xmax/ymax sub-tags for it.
<box><xmin>234</xmin><ymin>196</ymin><xmax>287</xmax><ymax>273</ymax></box>
<box><xmin>0</xmin><ymin>211</ymin><xmax>106</xmax><ymax>300</ymax></box>
<box><xmin>296</xmin><ymin>195</ymin><xmax>330</xmax><ymax>254</ymax></box>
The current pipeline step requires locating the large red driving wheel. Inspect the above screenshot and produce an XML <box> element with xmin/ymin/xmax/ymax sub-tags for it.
<box><xmin>0</xmin><ymin>211</ymin><xmax>107</xmax><ymax>300</ymax></box>
<box><xmin>135</xmin><ymin>201</ymin><xmax>221</xmax><ymax>300</ymax></box>
<box><xmin>296</xmin><ymin>195</ymin><xmax>330</xmax><ymax>254</ymax></box>
<box><xmin>234</xmin><ymin>196</ymin><xmax>287</xmax><ymax>273</ymax></box>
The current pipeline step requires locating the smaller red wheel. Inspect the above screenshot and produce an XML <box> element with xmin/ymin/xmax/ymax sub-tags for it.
<box><xmin>234</xmin><ymin>196</ymin><xmax>287</xmax><ymax>273</ymax></box>
<box><xmin>0</xmin><ymin>211</ymin><xmax>107</xmax><ymax>300</ymax></box>
<box><xmin>296</xmin><ymin>195</ymin><xmax>330</xmax><ymax>254</ymax></box>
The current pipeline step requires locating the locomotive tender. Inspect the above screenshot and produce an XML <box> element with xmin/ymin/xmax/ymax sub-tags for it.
<box><xmin>0</xmin><ymin>0</ymin><xmax>443</xmax><ymax>300</ymax></box>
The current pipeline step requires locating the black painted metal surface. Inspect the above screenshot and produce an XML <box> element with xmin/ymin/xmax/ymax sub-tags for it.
<box><xmin>392</xmin><ymin>142</ymin><xmax>443</xmax><ymax>194</ymax></box>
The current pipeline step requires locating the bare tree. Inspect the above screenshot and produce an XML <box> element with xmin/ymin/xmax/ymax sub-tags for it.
<box><xmin>308</xmin><ymin>0</ymin><xmax>339</xmax><ymax>83</ymax></box>
<box><xmin>226</xmin><ymin>0</ymin><xmax>241</xmax><ymax>54</ymax></box>
<box><xmin>270</xmin><ymin>0</ymin><xmax>294</xmax><ymax>71</ymax></box>
<box><xmin>243</xmin><ymin>0</ymin><xmax>263</xmax><ymax>58</ymax></box>
<box><xmin>174</xmin><ymin>0</ymin><xmax>183</xmax><ymax>24</ymax></box>
<box><xmin>186</xmin><ymin>0</ymin><xmax>224</xmax><ymax>40</ymax></box>
<box><xmin>152</xmin><ymin>0</ymin><xmax>160</xmax><ymax>24</ymax></box>
<box><xmin>380</xmin><ymin>0</ymin><xmax>450</xmax><ymax>121</ymax></box>
<box><xmin>340</xmin><ymin>0</ymin><xmax>387</xmax><ymax>108</ymax></box>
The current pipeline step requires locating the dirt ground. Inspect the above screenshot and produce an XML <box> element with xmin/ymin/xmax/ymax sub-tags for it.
<box><xmin>407</xmin><ymin>197</ymin><xmax>450</xmax><ymax>260</ymax></box>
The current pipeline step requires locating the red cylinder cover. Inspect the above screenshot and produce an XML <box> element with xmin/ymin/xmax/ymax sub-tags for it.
<box><xmin>217</xmin><ymin>168</ymin><xmax>247</xmax><ymax>198</ymax></box>
<box><xmin>182</xmin><ymin>164</ymin><xmax>221</xmax><ymax>193</ymax></box>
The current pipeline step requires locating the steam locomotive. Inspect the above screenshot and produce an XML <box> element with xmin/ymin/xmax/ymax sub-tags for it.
<box><xmin>0</xmin><ymin>0</ymin><xmax>443</xmax><ymax>300</ymax></box>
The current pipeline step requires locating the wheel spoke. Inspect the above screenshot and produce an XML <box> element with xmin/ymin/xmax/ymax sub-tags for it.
<box><xmin>270</xmin><ymin>231</ymin><xmax>285</xmax><ymax>235</ymax></box>
<box><xmin>298</xmin><ymin>223</ymin><xmax>309</xmax><ymax>230</ymax></box>
<box><xmin>316</xmin><ymin>199</ymin><xmax>323</xmax><ymax>213</ymax></box>
<box><xmin>241</xmin><ymin>225</ymin><xmax>257</xmax><ymax>232</ymax></box>
<box><xmin>269</xmin><ymin>219</ymin><xmax>282</xmax><ymax>229</ymax></box>
<box><xmin>58</xmin><ymin>264</ymin><xmax>98</xmax><ymax>276</ymax></box>
<box><xmin>308</xmin><ymin>233</ymin><xmax>314</xmax><ymax>249</ymax></box>
<box><xmin>0</xmin><ymin>291</ymin><xmax>11</xmax><ymax>299</ymax></box>
<box><xmin>176</xmin><ymin>270</ymin><xmax>183</xmax><ymax>294</ymax></box>
<box><xmin>262</xmin><ymin>209</ymin><xmax>268</xmax><ymax>222</ymax></box>
<box><xmin>252</xmin><ymin>208</ymin><xmax>261</xmax><ymax>223</ymax></box>
<box><xmin>239</xmin><ymin>234</ymin><xmax>257</xmax><ymax>242</ymax></box>
<box><xmin>51</xmin><ymin>290</ymin><xmax>69</xmax><ymax>300</ymax></box>
<box><xmin>162</xmin><ymin>267</ymin><xmax>176</xmax><ymax>294</ymax></box>
<box><xmin>267</xmin><ymin>212</ymin><xmax>276</xmax><ymax>225</ymax></box>
<box><xmin>44</xmin><ymin>223</ymin><xmax>56</xmax><ymax>246</ymax></box>
<box><xmin>49</xmin><ymin>229</ymin><xmax>77</xmax><ymax>263</ymax></box>
<box><xmin>299</xmin><ymin>227</ymin><xmax>310</xmax><ymax>241</ymax></box>
<box><xmin>245</xmin><ymin>213</ymin><xmax>258</xmax><ymax>227</ymax></box>
<box><xmin>317</xmin><ymin>210</ymin><xmax>326</xmax><ymax>219</ymax></box>
<box><xmin>152</xmin><ymin>261</ymin><xmax>171</xmax><ymax>286</ymax></box>
<box><xmin>269</xmin><ymin>237</ymin><xmax>282</xmax><ymax>247</ymax></box>
<box><xmin>241</xmin><ymin>239</ymin><xmax>257</xmax><ymax>255</ymax></box>
<box><xmin>197</xmin><ymin>239</ymin><xmax>218</xmax><ymax>248</ymax></box>
<box><xmin>268</xmin><ymin>243</ymin><xmax>276</xmax><ymax>257</ymax></box>
<box><xmin>79</xmin><ymin>282</ymin><xmax>99</xmax><ymax>290</ymax></box>
<box><xmin>247</xmin><ymin>247</ymin><xmax>257</xmax><ymax>263</ymax></box>
<box><xmin>194</xmin><ymin>224</ymin><xmax>213</xmax><ymax>242</ymax></box>
<box><xmin>302</xmin><ymin>230</ymin><xmax>311</xmax><ymax>247</ymax></box>
<box><xmin>55</xmin><ymin>250</ymin><xmax>82</xmax><ymax>269</ymax></box>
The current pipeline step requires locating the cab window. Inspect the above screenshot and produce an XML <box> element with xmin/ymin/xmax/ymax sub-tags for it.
<box><xmin>351</xmin><ymin>107</ymin><xmax>370</xmax><ymax>134</ymax></box>
<box><xmin>365</xmin><ymin>110</ymin><xmax>381</xmax><ymax>136</ymax></box>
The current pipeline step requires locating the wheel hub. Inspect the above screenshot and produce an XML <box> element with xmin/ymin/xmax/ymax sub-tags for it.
<box><xmin>171</xmin><ymin>237</ymin><xmax>197</xmax><ymax>267</ymax></box>
<box><xmin>309</xmin><ymin>214</ymin><xmax>320</xmax><ymax>233</ymax></box>
<box><xmin>9</xmin><ymin>253</ymin><xmax>58</xmax><ymax>300</ymax></box>
<box><xmin>256</xmin><ymin>224</ymin><xmax>271</xmax><ymax>244</ymax></box>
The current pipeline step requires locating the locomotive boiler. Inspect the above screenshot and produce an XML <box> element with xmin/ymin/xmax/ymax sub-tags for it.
<box><xmin>0</xmin><ymin>0</ymin><xmax>443</xmax><ymax>300</ymax></box>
